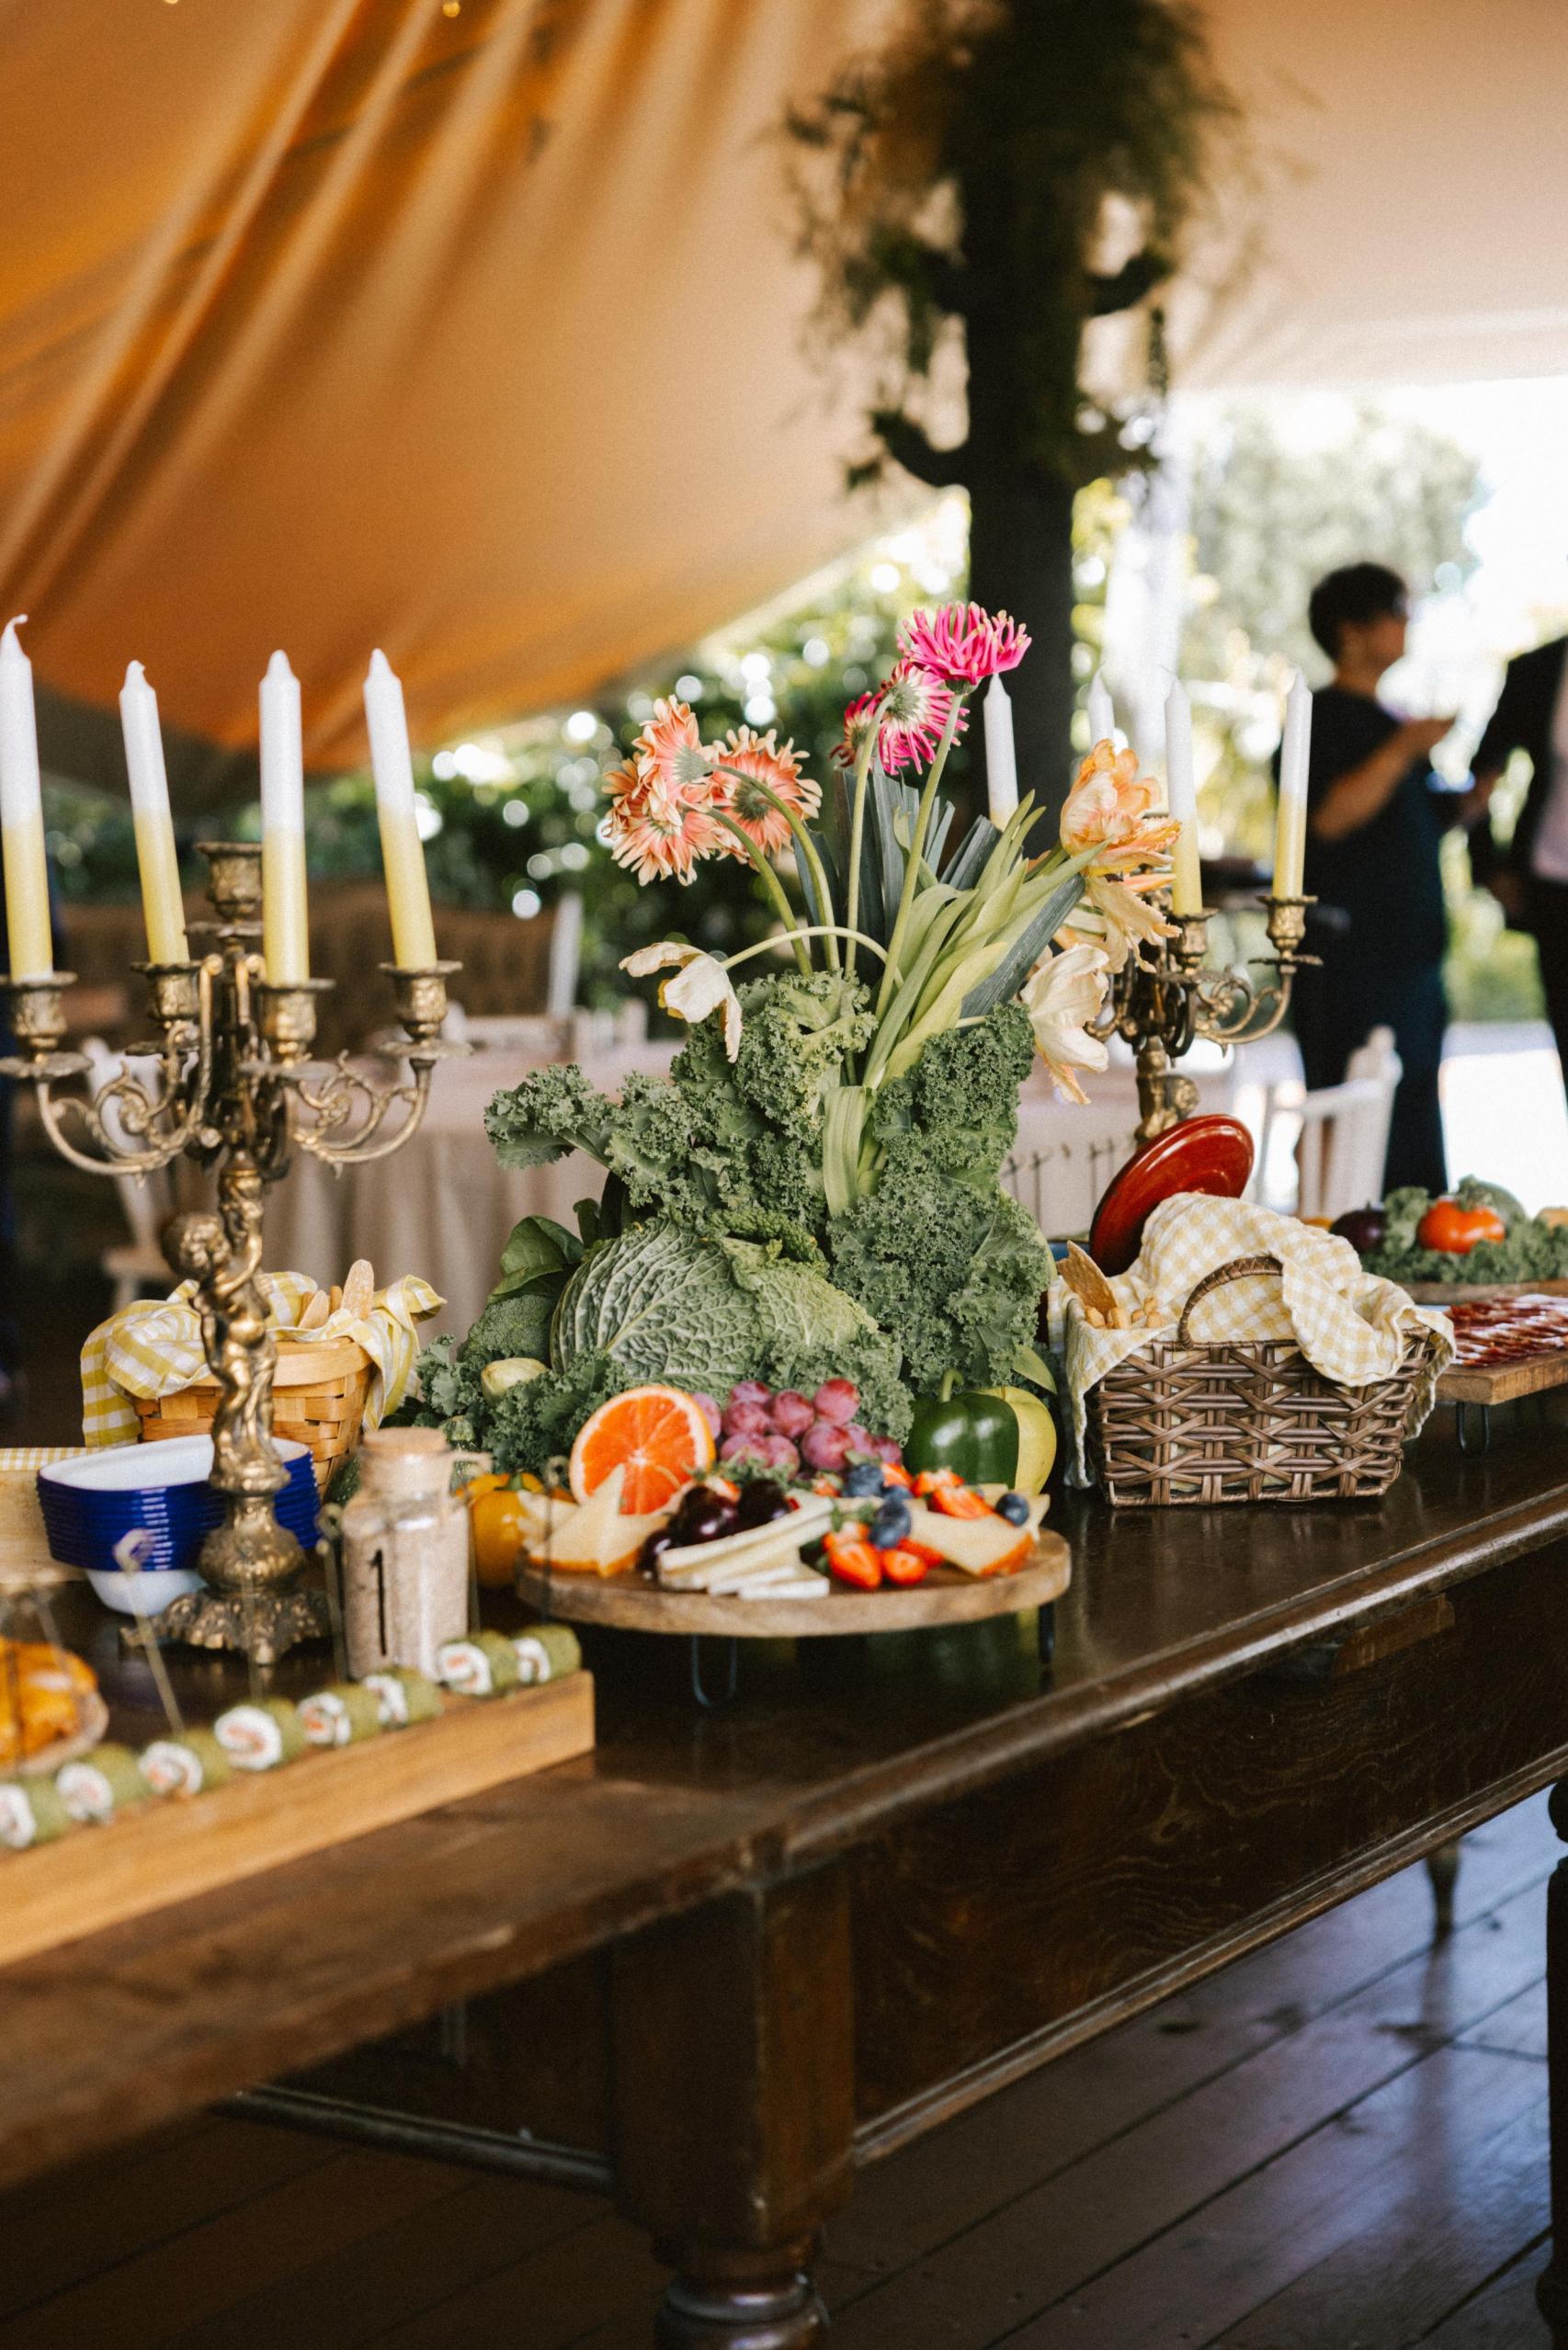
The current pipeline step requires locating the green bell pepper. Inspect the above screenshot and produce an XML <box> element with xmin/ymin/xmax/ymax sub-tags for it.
<box><xmin>904</xmin><ymin>1370</ymin><xmax>1019</xmax><ymax>1487</ymax></box>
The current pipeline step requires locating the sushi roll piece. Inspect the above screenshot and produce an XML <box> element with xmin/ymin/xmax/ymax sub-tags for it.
<box><xmin>0</xmin><ymin>1777</ymin><xmax>75</xmax><ymax>1848</ymax></box>
<box><xmin>510</xmin><ymin>1624</ymin><xmax>581</xmax><ymax>1686</ymax></box>
<box><xmin>360</xmin><ymin>1667</ymin><xmax>442</xmax><ymax>1729</ymax></box>
<box><xmin>140</xmin><ymin>1730</ymin><xmax>233</xmax><ymax>1799</ymax></box>
<box><xmin>298</xmin><ymin>1684</ymin><xmax>383</xmax><ymax>1748</ymax></box>
<box><xmin>55</xmin><ymin>1743</ymin><xmax>150</xmax><ymax>1825</ymax></box>
<box><xmin>214</xmin><ymin>1697</ymin><xmax>306</xmax><ymax>1773</ymax></box>
<box><xmin>436</xmin><ymin>1629</ymin><xmax>520</xmax><ymax>1697</ymax></box>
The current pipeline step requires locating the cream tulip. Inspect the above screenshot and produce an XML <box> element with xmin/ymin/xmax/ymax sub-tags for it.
<box><xmin>620</xmin><ymin>941</ymin><xmax>743</xmax><ymax>1060</ymax></box>
<box><xmin>1021</xmin><ymin>942</ymin><xmax>1111</xmax><ymax>1105</ymax></box>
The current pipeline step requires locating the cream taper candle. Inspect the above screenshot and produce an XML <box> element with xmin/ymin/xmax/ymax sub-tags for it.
<box><xmin>1085</xmin><ymin>670</ymin><xmax>1116</xmax><ymax>751</ymax></box>
<box><xmin>1273</xmin><ymin>670</ymin><xmax>1312</xmax><ymax>899</ymax></box>
<box><xmin>1164</xmin><ymin>680</ymin><xmax>1203</xmax><ymax>916</ymax></box>
<box><xmin>0</xmin><ymin>619</ymin><xmax>53</xmax><ymax>980</ymax></box>
<box><xmin>259</xmin><ymin>650</ymin><xmax>310</xmax><ymax>985</ymax></box>
<box><xmin>364</xmin><ymin>650</ymin><xmax>437</xmax><ymax>969</ymax></box>
<box><xmin>983</xmin><ymin>674</ymin><xmax>1019</xmax><ymax>827</ymax></box>
<box><xmin>119</xmin><ymin>662</ymin><xmax>188</xmax><ymax>966</ymax></box>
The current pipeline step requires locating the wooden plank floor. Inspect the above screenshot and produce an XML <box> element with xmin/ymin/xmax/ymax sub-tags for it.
<box><xmin>0</xmin><ymin>1794</ymin><xmax>1555</xmax><ymax>2349</ymax></box>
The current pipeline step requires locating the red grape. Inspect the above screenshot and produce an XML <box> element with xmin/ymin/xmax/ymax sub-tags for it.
<box><xmin>843</xmin><ymin>1423</ymin><xmax>873</xmax><ymax>1455</ymax></box>
<box><xmin>770</xmin><ymin>1391</ymin><xmax>814</xmax><ymax>1438</ymax></box>
<box><xmin>759</xmin><ymin>1433</ymin><xmax>801</xmax><ymax>1477</ymax></box>
<box><xmin>688</xmin><ymin>1391</ymin><xmax>722</xmax><ymax>1440</ymax></box>
<box><xmin>720</xmin><ymin>1432</ymin><xmax>768</xmax><ymax>1465</ymax></box>
<box><xmin>729</xmin><ymin>1380</ymin><xmax>773</xmax><ymax>1409</ymax></box>
<box><xmin>722</xmin><ymin>1400</ymin><xmax>771</xmax><ymax>1438</ymax></box>
<box><xmin>872</xmin><ymin>1435</ymin><xmax>903</xmax><ymax>1463</ymax></box>
<box><xmin>801</xmin><ymin>1421</ymin><xmax>852</xmax><ymax>1472</ymax></box>
<box><xmin>812</xmin><ymin>1379</ymin><xmax>858</xmax><ymax>1425</ymax></box>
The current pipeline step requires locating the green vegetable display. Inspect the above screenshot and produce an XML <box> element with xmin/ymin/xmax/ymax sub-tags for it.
<box><xmin>1363</xmin><ymin>1177</ymin><xmax>1568</xmax><ymax>1288</ymax></box>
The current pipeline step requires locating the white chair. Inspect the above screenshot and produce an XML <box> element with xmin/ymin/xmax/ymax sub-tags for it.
<box><xmin>1004</xmin><ymin>1096</ymin><xmax>1142</xmax><ymax>1238</ymax></box>
<box><xmin>1256</xmin><ymin>1027</ymin><xmax>1402</xmax><ymax>1220</ymax></box>
<box><xmin>80</xmin><ymin>1037</ymin><xmax>176</xmax><ymax>1308</ymax></box>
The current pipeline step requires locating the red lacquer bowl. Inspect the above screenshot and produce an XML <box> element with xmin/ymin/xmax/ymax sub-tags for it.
<box><xmin>1087</xmin><ymin>1114</ymin><xmax>1256</xmax><ymax>1276</ymax></box>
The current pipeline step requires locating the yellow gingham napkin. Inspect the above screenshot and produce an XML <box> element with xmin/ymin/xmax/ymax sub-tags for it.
<box><xmin>1048</xmin><ymin>1195</ymin><xmax>1455</xmax><ymax>1487</ymax></box>
<box><xmin>81</xmin><ymin>1271</ymin><xmax>444</xmax><ymax>1447</ymax></box>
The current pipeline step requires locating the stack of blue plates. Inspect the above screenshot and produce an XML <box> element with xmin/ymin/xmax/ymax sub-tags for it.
<box><xmin>39</xmin><ymin>1436</ymin><xmax>319</xmax><ymax>1580</ymax></box>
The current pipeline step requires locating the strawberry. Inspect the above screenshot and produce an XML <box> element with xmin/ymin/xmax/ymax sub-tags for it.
<box><xmin>913</xmin><ymin>1468</ymin><xmax>961</xmax><ymax>1497</ymax></box>
<box><xmin>898</xmin><ymin>1538</ymin><xmax>945</xmax><ymax>1567</ymax></box>
<box><xmin>823</xmin><ymin>1531</ymin><xmax>882</xmax><ymax>1590</ymax></box>
<box><xmin>929</xmin><ymin>1482</ymin><xmax>994</xmax><ymax>1520</ymax></box>
<box><xmin>880</xmin><ymin>1546</ymin><xmax>930</xmax><ymax>1587</ymax></box>
<box><xmin>879</xmin><ymin>1462</ymin><xmax>915</xmax><ymax>1491</ymax></box>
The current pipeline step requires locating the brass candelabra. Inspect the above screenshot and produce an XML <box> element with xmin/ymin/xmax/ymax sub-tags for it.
<box><xmin>1</xmin><ymin>841</ymin><xmax>463</xmax><ymax>1663</ymax></box>
<box><xmin>1093</xmin><ymin>893</ymin><xmax>1317</xmax><ymax>1143</ymax></box>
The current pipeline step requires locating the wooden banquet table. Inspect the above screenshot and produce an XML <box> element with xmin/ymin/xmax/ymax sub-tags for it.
<box><xmin>7</xmin><ymin>1414</ymin><xmax>1568</xmax><ymax>2344</ymax></box>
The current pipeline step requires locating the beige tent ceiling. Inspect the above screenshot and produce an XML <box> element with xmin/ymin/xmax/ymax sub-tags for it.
<box><xmin>2</xmin><ymin>0</ymin><xmax>1566</xmax><ymax>804</ymax></box>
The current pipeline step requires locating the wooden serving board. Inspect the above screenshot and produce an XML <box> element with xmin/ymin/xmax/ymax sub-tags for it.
<box><xmin>0</xmin><ymin>1672</ymin><xmax>594</xmax><ymax>1972</ymax></box>
<box><xmin>1437</xmin><ymin>1349</ymin><xmax>1568</xmax><ymax>1406</ymax></box>
<box><xmin>517</xmin><ymin>1535</ymin><xmax>1071</xmax><ymax>1639</ymax></box>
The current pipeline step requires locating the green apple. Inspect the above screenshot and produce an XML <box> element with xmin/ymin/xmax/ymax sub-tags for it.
<box><xmin>982</xmin><ymin>1386</ymin><xmax>1058</xmax><ymax>1493</ymax></box>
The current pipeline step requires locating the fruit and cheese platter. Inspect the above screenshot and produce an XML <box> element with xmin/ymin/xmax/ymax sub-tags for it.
<box><xmin>501</xmin><ymin>1374</ymin><xmax>1070</xmax><ymax>1640</ymax></box>
<box><xmin>1433</xmin><ymin>1292</ymin><xmax>1568</xmax><ymax>1407</ymax></box>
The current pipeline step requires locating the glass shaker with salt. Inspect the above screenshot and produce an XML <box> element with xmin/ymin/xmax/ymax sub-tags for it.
<box><xmin>340</xmin><ymin>1428</ymin><xmax>477</xmax><ymax>1678</ymax></box>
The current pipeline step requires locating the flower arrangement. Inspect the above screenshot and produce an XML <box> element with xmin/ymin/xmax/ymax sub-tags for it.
<box><xmin>413</xmin><ymin>605</ymin><xmax>1177</xmax><ymax>1474</ymax></box>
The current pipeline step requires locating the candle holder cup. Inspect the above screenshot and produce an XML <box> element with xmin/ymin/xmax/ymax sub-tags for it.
<box><xmin>1091</xmin><ymin>891</ymin><xmax>1317</xmax><ymax>1142</ymax></box>
<box><xmin>3</xmin><ymin>844</ymin><xmax>467</xmax><ymax>1663</ymax></box>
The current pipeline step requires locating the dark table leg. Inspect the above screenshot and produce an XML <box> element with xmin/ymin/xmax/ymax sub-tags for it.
<box><xmin>611</xmin><ymin>1864</ymin><xmax>853</xmax><ymax>2345</ymax></box>
<box><xmin>1425</xmin><ymin>1839</ymin><xmax>1460</xmax><ymax>1937</ymax></box>
<box><xmin>1540</xmin><ymin>1782</ymin><xmax>1568</xmax><ymax>2342</ymax></box>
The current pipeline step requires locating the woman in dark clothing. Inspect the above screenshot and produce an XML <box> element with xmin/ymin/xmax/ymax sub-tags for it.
<box><xmin>1284</xmin><ymin>562</ymin><xmax>1491</xmax><ymax>1195</ymax></box>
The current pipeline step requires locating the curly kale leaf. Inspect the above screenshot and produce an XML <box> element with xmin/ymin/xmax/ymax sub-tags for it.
<box><xmin>459</xmin><ymin>1289</ymin><xmax>556</xmax><ymax>1370</ymax></box>
<box><xmin>725</xmin><ymin>971</ymin><xmax>877</xmax><ymax>1139</ymax></box>
<box><xmin>906</xmin><ymin>1000</ymin><xmax>1034</xmax><ymax>1179</ymax></box>
<box><xmin>828</xmin><ymin>1135</ymin><xmax>1053</xmax><ymax>1396</ymax></box>
<box><xmin>403</xmin><ymin>1334</ymin><xmax>487</xmax><ymax>1450</ymax></box>
<box><xmin>485</xmin><ymin>1351</ymin><xmax>633</xmax><ymax>1479</ymax></box>
<box><xmin>485</xmin><ymin>1065</ymin><xmax>620</xmax><ymax>1171</ymax></box>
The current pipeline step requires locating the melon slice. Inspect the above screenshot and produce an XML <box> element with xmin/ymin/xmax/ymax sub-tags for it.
<box><xmin>529</xmin><ymin>1466</ymin><xmax>671</xmax><ymax>1577</ymax></box>
<box><xmin>905</xmin><ymin>1501</ymin><xmax>1032</xmax><ymax>1578</ymax></box>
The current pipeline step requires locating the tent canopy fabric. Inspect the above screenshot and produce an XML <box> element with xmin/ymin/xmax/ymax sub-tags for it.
<box><xmin>3</xmin><ymin>0</ymin><xmax>1566</xmax><ymax>807</ymax></box>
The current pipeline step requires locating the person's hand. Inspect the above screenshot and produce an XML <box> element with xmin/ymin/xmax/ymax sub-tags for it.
<box><xmin>1401</xmin><ymin>714</ymin><xmax>1458</xmax><ymax>757</ymax></box>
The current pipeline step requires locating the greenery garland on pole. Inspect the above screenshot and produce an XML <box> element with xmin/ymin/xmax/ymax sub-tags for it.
<box><xmin>786</xmin><ymin>0</ymin><xmax>1240</xmax><ymax>823</ymax></box>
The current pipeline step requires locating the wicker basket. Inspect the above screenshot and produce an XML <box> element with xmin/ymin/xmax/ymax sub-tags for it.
<box><xmin>1085</xmin><ymin>1254</ymin><xmax>1439</xmax><ymax>1507</ymax></box>
<box><xmin>132</xmin><ymin>1336</ymin><xmax>372</xmax><ymax>1493</ymax></box>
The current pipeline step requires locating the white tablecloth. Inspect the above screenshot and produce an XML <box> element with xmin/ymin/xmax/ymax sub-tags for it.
<box><xmin>261</xmin><ymin>1043</ymin><xmax>676</xmax><ymax>1339</ymax></box>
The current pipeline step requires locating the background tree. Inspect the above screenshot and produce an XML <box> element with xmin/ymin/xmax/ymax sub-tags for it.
<box><xmin>787</xmin><ymin>0</ymin><xmax>1238</xmax><ymax>820</ymax></box>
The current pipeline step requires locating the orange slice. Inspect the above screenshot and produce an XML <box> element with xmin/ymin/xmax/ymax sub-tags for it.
<box><xmin>569</xmin><ymin>1384</ymin><xmax>716</xmax><ymax>1514</ymax></box>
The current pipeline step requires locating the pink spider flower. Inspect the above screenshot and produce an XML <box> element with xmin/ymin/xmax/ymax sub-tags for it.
<box><xmin>898</xmin><ymin>601</ymin><xmax>1031</xmax><ymax>686</ymax></box>
<box><xmin>711</xmin><ymin>726</ymin><xmax>821</xmax><ymax>858</ymax></box>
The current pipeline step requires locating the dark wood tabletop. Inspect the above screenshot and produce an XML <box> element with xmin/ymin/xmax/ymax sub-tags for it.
<box><xmin>8</xmin><ymin>1409</ymin><xmax>1568</xmax><ymax>2343</ymax></box>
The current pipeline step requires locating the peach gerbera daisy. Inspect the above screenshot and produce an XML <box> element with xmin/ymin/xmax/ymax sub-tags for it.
<box><xmin>602</xmin><ymin>766</ymin><xmax>728</xmax><ymax>884</ymax></box>
<box><xmin>631</xmin><ymin>698</ymin><xmax>715</xmax><ymax>795</ymax></box>
<box><xmin>711</xmin><ymin>726</ymin><xmax>821</xmax><ymax>858</ymax></box>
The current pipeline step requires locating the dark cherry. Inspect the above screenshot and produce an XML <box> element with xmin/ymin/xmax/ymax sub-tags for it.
<box><xmin>638</xmin><ymin>1528</ymin><xmax>676</xmax><ymax>1579</ymax></box>
<box><xmin>735</xmin><ymin>1480</ymin><xmax>790</xmax><ymax>1530</ymax></box>
<box><xmin>676</xmin><ymin>1494</ymin><xmax>737</xmax><ymax>1546</ymax></box>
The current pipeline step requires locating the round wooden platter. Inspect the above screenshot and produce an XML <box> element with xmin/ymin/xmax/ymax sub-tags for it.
<box><xmin>517</xmin><ymin>1531</ymin><xmax>1071</xmax><ymax>1639</ymax></box>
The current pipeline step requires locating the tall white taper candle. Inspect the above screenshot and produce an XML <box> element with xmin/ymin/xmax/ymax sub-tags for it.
<box><xmin>983</xmin><ymin>674</ymin><xmax>1019</xmax><ymax>826</ymax></box>
<box><xmin>119</xmin><ymin>663</ymin><xmax>189</xmax><ymax>966</ymax></box>
<box><xmin>364</xmin><ymin>651</ymin><xmax>437</xmax><ymax>969</ymax></box>
<box><xmin>1085</xmin><ymin>670</ymin><xmax>1116</xmax><ymax>751</ymax></box>
<box><xmin>1164</xmin><ymin>680</ymin><xmax>1203</xmax><ymax>916</ymax></box>
<box><xmin>1273</xmin><ymin>670</ymin><xmax>1312</xmax><ymax>899</ymax></box>
<box><xmin>0</xmin><ymin>619</ymin><xmax>53</xmax><ymax>980</ymax></box>
<box><xmin>259</xmin><ymin>650</ymin><xmax>310</xmax><ymax>985</ymax></box>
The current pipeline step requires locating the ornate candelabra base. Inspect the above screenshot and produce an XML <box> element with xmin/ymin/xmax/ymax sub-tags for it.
<box><xmin>4</xmin><ymin>842</ymin><xmax>464</xmax><ymax>1663</ymax></box>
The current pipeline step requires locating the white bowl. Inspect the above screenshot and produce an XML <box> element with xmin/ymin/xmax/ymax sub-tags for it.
<box><xmin>85</xmin><ymin>1565</ymin><xmax>204</xmax><ymax>1616</ymax></box>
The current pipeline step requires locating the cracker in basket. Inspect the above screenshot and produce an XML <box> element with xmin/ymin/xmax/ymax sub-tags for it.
<box><xmin>1063</xmin><ymin>1243</ymin><xmax>1128</xmax><ymax>1329</ymax></box>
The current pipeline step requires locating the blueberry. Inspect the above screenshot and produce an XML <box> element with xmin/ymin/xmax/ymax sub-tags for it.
<box><xmin>842</xmin><ymin>1460</ymin><xmax>886</xmax><ymax>1498</ymax></box>
<box><xmin>996</xmin><ymin>1491</ymin><xmax>1030</xmax><ymax>1526</ymax></box>
<box><xmin>869</xmin><ymin>1497</ymin><xmax>913</xmax><ymax>1548</ymax></box>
